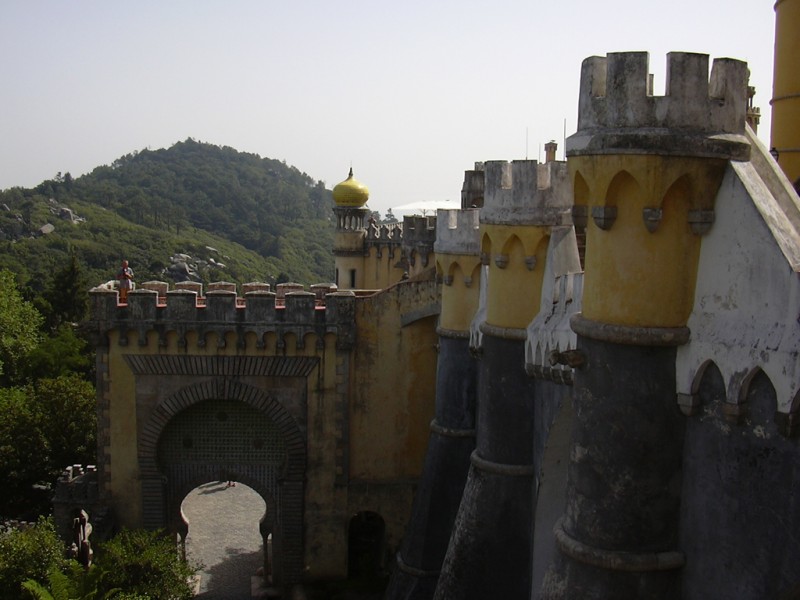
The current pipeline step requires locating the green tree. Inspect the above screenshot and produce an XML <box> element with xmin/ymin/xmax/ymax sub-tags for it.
<box><xmin>0</xmin><ymin>388</ymin><xmax>49</xmax><ymax>514</ymax></box>
<box><xmin>28</xmin><ymin>375</ymin><xmax>97</xmax><ymax>478</ymax></box>
<box><xmin>0</xmin><ymin>518</ymin><xmax>66</xmax><ymax>600</ymax></box>
<box><xmin>44</xmin><ymin>253</ymin><xmax>88</xmax><ymax>330</ymax></box>
<box><xmin>0</xmin><ymin>270</ymin><xmax>43</xmax><ymax>384</ymax></box>
<box><xmin>22</xmin><ymin>325</ymin><xmax>92</xmax><ymax>382</ymax></box>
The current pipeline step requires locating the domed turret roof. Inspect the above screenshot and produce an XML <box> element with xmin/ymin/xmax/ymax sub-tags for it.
<box><xmin>332</xmin><ymin>168</ymin><xmax>369</xmax><ymax>208</ymax></box>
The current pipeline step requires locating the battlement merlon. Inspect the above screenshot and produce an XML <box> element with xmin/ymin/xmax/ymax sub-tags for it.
<box><xmin>434</xmin><ymin>208</ymin><xmax>480</xmax><ymax>256</ymax></box>
<box><xmin>87</xmin><ymin>286</ymin><xmax>357</xmax><ymax>343</ymax></box>
<box><xmin>480</xmin><ymin>160</ymin><xmax>573</xmax><ymax>226</ymax></box>
<box><xmin>567</xmin><ymin>52</ymin><xmax>750</xmax><ymax>161</ymax></box>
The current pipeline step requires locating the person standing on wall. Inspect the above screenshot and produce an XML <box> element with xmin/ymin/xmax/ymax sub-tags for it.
<box><xmin>117</xmin><ymin>259</ymin><xmax>134</xmax><ymax>303</ymax></box>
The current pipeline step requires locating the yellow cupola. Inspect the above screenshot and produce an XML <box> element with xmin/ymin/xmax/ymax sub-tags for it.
<box><xmin>332</xmin><ymin>168</ymin><xmax>370</xmax><ymax>208</ymax></box>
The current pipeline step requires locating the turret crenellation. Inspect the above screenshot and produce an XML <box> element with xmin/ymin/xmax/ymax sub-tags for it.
<box><xmin>481</xmin><ymin>160</ymin><xmax>572</xmax><ymax>226</ymax></box>
<box><xmin>569</xmin><ymin>51</ymin><xmax>750</xmax><ymax>160</ymax></box>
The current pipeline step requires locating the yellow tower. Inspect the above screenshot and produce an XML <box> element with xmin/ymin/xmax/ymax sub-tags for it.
<box><xmin>332</xmin><ymin>168</ymin><xmax>370</xmax><ymax>290</ymax></box>
<box><xmin>541</xmin><ymin>52</ymin><xmax>750</xmax><ymax>599</ymax></box>
<box><xmin>771</xmin><ymin>0</ymin><xmax>800</xmax><ymax>185</ymax></box>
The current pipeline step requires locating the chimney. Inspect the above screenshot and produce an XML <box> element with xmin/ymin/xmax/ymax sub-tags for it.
<box><xmin>544</xmin><ymin>140</ymin><xmax>558</xmax><ymax>163</ymax></box>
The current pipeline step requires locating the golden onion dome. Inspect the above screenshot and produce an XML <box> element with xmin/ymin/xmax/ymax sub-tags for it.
<box><xmin>332</xmin><ymin>168</ymin><xmax>369</xmax><ymax>208</ymax></box>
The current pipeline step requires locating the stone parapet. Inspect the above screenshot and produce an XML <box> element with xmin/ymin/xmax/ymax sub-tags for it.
<box><xmin>403</xmin><ymin>215</ymin><xmax>437</xmax><ymax>270</ymax></box>
<box><xmin>88</xmin><ymin>282</ymin><xmax>356</xmax><ymax>349</ymax></box>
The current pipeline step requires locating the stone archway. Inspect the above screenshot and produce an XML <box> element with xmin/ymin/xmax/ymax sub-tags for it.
<box><xmin>138</xmin><ymin>379</ymin><xmax>306</xmax><ymax>587</ymax></box>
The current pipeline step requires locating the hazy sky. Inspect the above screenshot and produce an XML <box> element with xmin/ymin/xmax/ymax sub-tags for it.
<box><xmin>0</xmin><ymin>1</ymin><xmax>777</xmax><ymax>215</ymax></box>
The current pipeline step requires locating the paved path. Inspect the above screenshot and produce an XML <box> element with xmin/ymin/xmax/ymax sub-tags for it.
<box><xmin>182</xmin><ymin>481</ymin><xmax>267</xmax><ymax>599</ymax></box>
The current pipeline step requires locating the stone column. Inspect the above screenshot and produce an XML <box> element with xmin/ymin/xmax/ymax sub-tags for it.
<box><xmin>433</xmin><ymin>159</ymin><xmax>572</xmax><ymax>600</ymax></box>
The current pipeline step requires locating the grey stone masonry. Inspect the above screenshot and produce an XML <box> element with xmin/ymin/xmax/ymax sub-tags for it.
<box><xmin>433</xmin><ymin>208</ymin><xmax>480</xmax><ymax>256</ymax></box>
<box><xmin>567</xmin><ymin>52</ymin><xmax>750</xmax><ymax>160</ymax></box>
<box><xmin>479</xmin><ymin>160</ymin><xmax>572</xmax><ymax>227</ymax></box>
<box><xmin>461</xmin><ymin>163</ymin><xmax>485</xmax><ymax>209</ymax></box>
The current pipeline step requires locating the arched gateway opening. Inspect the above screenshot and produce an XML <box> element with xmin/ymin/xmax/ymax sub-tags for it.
<box><xmin>182</xmin><ymin>481</ymin><xmax>267</xmax><ymax>596</ymax></box>
<box><xmin>137</xmin><ymin>379</ymin><xmax>307</xmax><ymax>587</ymax></box>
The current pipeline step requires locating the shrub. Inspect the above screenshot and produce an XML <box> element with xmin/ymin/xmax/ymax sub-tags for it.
<box><xmin>0</xmin><ymin>518</ymin><xmax>66</xmax><ymax>600</ymax></box>
<box><xmin>95</xmin><ymin>529</ymin><xmax>198</xmax><ymax>600</ymax></box>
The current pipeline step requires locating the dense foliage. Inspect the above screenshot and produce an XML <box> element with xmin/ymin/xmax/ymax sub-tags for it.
<box><xmin>1</xmin><ymin>520</ymin><xmax>198</xmax><ymax>600</ymax></box>
<box><xmin>0</xmin><ymin>268</ymin><xmax>96</xmax><ymax>518</ymax></box>
<box><xmin>0</xmin><ymin>139</ymin><xmax>335</xmax><ymax>296</ymax></box>
<box><xmin>0</xmin><ymin>270</ymin><xmax>43</xmax><ymax>382</ymax></box>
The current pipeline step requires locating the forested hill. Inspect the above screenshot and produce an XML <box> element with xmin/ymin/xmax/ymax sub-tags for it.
<box><xmin>0</xmin><ymin>139</ymin><xmax>336</xmax><ymax>296</ymax></box>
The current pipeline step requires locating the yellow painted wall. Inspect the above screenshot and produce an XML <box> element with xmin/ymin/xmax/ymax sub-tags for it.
<box><xmin>570</xmin><ymin>155</ymin><xmax>727</xmax><ymax>328</ymax></box>
<box><xmin>482</xmin><ymin>224</ymin><xmax>549</xmax><ymax>330</ymax></box>
<box><xmin>350</xmin><ymin>280</ymin><xmax>439</xmax><ymax>480</ymax></box>
<box><xmin>772</xmin><ymin>0</ymin><xmax>800</xmax><ymax>184</ymax></box>
<box><xmin>105</xmin><ymin>330</ymin><xmax>142</xmax><ymax>527</ymax></box>
<box><xmin>363</xmin><ymin>246</ymin><xmax>404</xmax><ymax>290</ymax></box>
<box><xmin>408</xmin><ymin>252</ymin><xmax>435</xmax><ymax>280</ymax></box>
<box><xmin>437</xmin><ymin>256</ymin><xmax>482</xmax><ymax>333</ymax></box>
<box><xmin>335</xmin><ymin>255</ymin><xmax>364</xmax><ymax>290</ymax></box>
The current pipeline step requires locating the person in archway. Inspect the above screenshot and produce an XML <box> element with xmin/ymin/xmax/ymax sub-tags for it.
<box><xmin>117</xmin><ymin>259</ymin><xmax>134</xmax><ymax>303</ymax></box>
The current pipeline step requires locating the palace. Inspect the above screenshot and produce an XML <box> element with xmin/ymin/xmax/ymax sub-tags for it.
<box><xmin>58</xmin><ymin>1</ymin><xmax>800</xmax><ymax>598</ymax></box>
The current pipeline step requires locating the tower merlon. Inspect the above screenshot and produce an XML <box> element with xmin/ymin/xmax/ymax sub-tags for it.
<box><xmin>434</xmin><ymin>208</ymin><xmax>480</xmax><ymax>256</ymax></box>
<box><xmin>569</xmin><ymin>51</ymin><xmax>750</xmax><ymax>160</ymax></box>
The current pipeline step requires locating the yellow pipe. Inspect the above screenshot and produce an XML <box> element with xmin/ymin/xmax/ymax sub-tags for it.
<box><xmin>771</xmin><ymin>0</ymin><xmax>800</xmax><ymax>185</ymax></box>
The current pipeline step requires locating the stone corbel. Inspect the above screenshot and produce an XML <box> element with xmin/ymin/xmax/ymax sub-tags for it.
<box><xmin>443</xmin><ymin>275</ymin><xmax>454</xmax><ymax>286</ymax></box>
<box><xmin>591</xmin><ymin>205</ymin><xmax>617</xmax><ymax>230</ymax></box>
<box><xmin>642</xmin><ymin>207</ymin><xmax>663</xmax><ymax>233</ymax></box>
<box><xmin>480</xmin><ymin>252</ymin><xmax>490</xmax><ymax>266</ymax></box>
<box><xmin>464</xmin><ymin>276</ymin><xmax>473</xmax><ymax>288</ymax></box>
<box><xmin>525</xmin><ymin>256</ymin><xmax>537</xmax><ymax>271</ymax></box>
<box><xmin>688</xmin><ymin>209</ymin><xmax>715</xmax><ymax>235</ymax></box>
<box><xmin>494</xmin><ymin>254</ymin><xmax>509</xmax><ymax>269</ymax></box>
